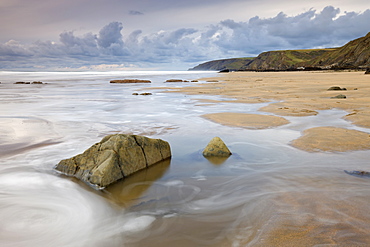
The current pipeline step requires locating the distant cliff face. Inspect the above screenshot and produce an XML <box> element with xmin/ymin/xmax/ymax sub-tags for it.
<box><xmin>190</xmin><ymin>32</ymin><xmax>370</xmax><ymax>71</ymax></box>
<box><xmin>189</xmin><ymin>57</ymin><xmax>254</xmax><ymax>71</ymax></box>
<box><xmin>309</xmin><ymin>32</ymin><xmax>370</xmax><ymax>69</ymax></box>
<box><xmin>245</xmin><ymin>49</ymin><xmax>333</xmax><ymax>71</ymax></box>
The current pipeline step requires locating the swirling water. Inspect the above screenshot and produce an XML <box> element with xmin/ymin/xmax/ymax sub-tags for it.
<box><xmin>1</xmin><ymin>71</ymin><xmax>370</xmax><ymax>247</ymax></box>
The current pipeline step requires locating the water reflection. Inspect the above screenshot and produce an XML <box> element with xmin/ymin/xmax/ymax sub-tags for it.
<box><xmin>104</xmin><ymin>159</ymin><xmax>171</xmax><ymax>207</ymax></box>
<box><xmin>204</xmin><ymin>156</ymin><xmax>230</xmax><ymax>165</ymax></box>
<box><xmin>2</xmin><ymin>71</ymin><xmax>370</xmax><ymax>246</ymax></box>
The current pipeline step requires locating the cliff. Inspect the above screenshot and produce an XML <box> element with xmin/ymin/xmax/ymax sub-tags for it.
<box><xmin>189</xmin><ymin>57</ymin><xmax>254</xmax><ymax>71</ymax></box>
<box><xmin>190</xmin><ymin>32</ymin><xmax>370</xmax><ymax>71</ymax></box>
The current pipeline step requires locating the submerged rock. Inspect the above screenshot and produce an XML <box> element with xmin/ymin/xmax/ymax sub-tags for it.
<box><xmin>55</xmin><ymin>134</ymin><xmax>171</xmax><ymax>189</ymax></box>
<box><xmin>110</xmin><ymin>79</ymin><xmax>151</xmax><ymax>83</ymax></box>
<box><xmin>344</xmin><ymin>170</ymin><xmax>370</xmax><ymax>178</ymax></box>
<box><xmin>202</xmin><ymin>137</ymin><xmax>232</xmax><ymax>157</ymax></box>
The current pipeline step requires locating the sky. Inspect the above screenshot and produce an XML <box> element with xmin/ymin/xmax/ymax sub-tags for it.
<box><xmin>0</xmin><ymin>0</ymin><xmax>369</xmax><ymax>71</ymax></box>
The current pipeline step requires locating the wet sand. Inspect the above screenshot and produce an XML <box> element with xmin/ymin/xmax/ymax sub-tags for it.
<box><xmin>163</xmin><ymin>71</ymin><xmax>370</xmax><ymax>152</ymax></box>
<box><xmin>202</xmin><ymin>112</ymin><xmax>289</xmax><ymax>129</ymax></box>
<box><xmin>2</xmin><ymin>70</ymin><xmax>370</xmax><ymax>246</ymax></box>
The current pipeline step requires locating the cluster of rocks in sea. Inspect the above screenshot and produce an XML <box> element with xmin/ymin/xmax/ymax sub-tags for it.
<box><xmin>165</xmin><ymin>79</ymin><xmax>198</xmax><ymax>82</ymax></box>
<box><xmin>110</xmin><ymin>78</ymin><xmax>199</xmax><ymax>84</ymax></box>
<box><xmin>14</xmin><ymin>81</ymin><xmax>44</xmax><ymax>84</ymax></box>
<box><xmin>132</xmin><ymin>92</ymin><xmax>152</xmax><ymax>95</ymax></box>
<box><xmin>55</xmin><ymin>134</ymin><xmax>231</xmax><ymax>189</ymax></box>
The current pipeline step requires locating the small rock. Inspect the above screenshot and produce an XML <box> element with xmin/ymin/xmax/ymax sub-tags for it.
<box><xmin>202</xmin><ymin>137</ymin><xmax>232</xmax><ymax>157</ymax></box>
<box><xmin>327</xmin><ymin>86</ymin><xmax>346</xmax><ymax>91</ymax></box>
<box><xmin>206</xmin><ymin>80</ymin><xmax>219</xmax><ymax>82</ymax></box>
<box><xmin>32</xmin><ymin>81</ymin><xmax>43</xmax><ymax>84</ymax></box>
<box><xmin>331</xmin><ymin>94</ymin><xmax>346</xmax><ymax>99</ymax></box>
<box><xmin>191</xmin><ymin>80</ymin><xmax>198</xmax><ymax>82</ymax></box>
<box><xmin>219</xmin><ymin>69</ymin><xmax>230</xmax><ymax>73</ymax></box>
<box><xmin>140</xmin><ymin>93</ymin><xmax>152</xmax><ymax>95</ymax></box>
<box><xmin>365</xmin><ymin>68</ymin><xmax>370</xmax><ymax>74</ymax></box>
<box><xmin>110</xmin><ymin>79</ymin><xmax>151</xmax><ymax>83</ymax></box>
<box><xmin>132</xmin><ymin>93</ymin><xmax>139</xmax><ymax>95</ymax></box>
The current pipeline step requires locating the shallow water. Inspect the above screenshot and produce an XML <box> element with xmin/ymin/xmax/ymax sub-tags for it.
<box><xmin>1</xmin><ymin>71</ymin><xmax>370</xmax><ymax>247</ymax></box>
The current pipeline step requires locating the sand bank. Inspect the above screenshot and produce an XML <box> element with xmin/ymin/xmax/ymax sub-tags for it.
<box><xmin>291</xmin><ymin>127</ymin><xmax>370</xmax><ymax>152</ymax></box>
<box><xmin>202</xmin><ymin>112</ymin><xmax>289</xmax><ymax>129</ymax></box>
<box><xmin>162</xmin><ymin>71</ymin><xmax>370</xmax><ymax>152</ymax></box>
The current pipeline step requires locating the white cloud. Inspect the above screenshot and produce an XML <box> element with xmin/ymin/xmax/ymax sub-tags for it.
<box><xmin>0</xmin><ymin>6</ymin><xmax>369</xmax><ymax>70</ymax></box>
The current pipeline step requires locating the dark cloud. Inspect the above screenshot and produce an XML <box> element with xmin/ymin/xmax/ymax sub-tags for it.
<box><xmin>129</xmin><ymin>10</ymin><xmax>144</xmax><ymax>15</ymax></box>
<box><xmin>97</xmin><ymin>22</ymin><xmax>124</xmax><ymax>48</ymax></box>
<box><xmin>0</xmin><ymin>6</ymin><xmax>369</xmax><ymax>70</ymax></box>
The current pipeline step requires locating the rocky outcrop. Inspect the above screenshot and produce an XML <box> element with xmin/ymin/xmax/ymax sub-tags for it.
<box><xmin>202</xmin><ymin>137</ymin><xmax>232</xmax><ymax>157</ymax></box>
<box><xmin>110</xmin><ymin>79</ymin><xmax>151</xmax><ymax>83</ymax></box>
<box><xmin>55</xmin><ymin>134</ymin><xmax>171</xmax><ymax>189</ymax></box>
<box><xmin>14</xmin><ymin>81</ymin><xmax>44</xmax><ymax>84</ymax></box>
<box><xmin>165</xmin><ymin>79</ymin><xmax>186</xmax><ymax>82</ymax></box>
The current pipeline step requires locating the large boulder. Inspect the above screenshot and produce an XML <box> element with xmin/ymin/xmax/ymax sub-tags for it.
<box><xmin>55</xmin><ymin>134</ymin><xmax>171</xmax><ymax>189</ymax></box>
<box><xmin>202</xmin><ymin>137</ymin><xmax>232</xmax><ymax>157</ymax></box>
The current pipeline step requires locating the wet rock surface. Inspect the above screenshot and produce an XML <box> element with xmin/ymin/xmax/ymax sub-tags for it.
<box><xmin>344</xmin><ymin>170</ymin><xmax>370</xmax><ymax>178</ymax></box>
<box><xmin>327</xmin><ymin>86</ymin><xmax>346</xmax><ymax>91</ymax></box>
<box><xmin>202</xmin><ymin>137</ymin><xmax>232</xmax><ymax>157</ymax></box>
<box><xmin>55</xmin><ymin>134</ymin><xmax>171</xmax><ymax>189</ymax></box>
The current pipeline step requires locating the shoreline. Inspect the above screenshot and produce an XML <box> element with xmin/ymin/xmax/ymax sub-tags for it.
<box><xmin>162</xmin><ymin>71</ymin><xmax>370</xmax><ymax>152</ymax></box>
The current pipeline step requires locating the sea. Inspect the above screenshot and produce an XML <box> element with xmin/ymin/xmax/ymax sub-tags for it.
<box><xmin>1</xmin><ymin>70</ymin><xmax>370</xmax><ymax>246</ymax></box>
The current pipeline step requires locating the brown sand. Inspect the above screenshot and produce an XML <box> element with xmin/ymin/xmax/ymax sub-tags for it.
<box><xmin>291</xmin><ymin>127</ymin><xmax>370</xmax><ymax>152</ymax></box>
<box><xmin>202</xmin><ymin>112</ymin><xmax>289</xmax><ymax>129</ymax></box>
<box><xmin>161</xmin><ymin>71</ymin><xmax>370</xmax><ymax>152</ymax></box>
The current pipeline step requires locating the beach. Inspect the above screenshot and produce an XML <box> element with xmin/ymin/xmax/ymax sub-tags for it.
<box><xmin>163</xmin><ymin>71</ymin><xmax>370</xmax><ymax>152</ymax></box>
<box><xmin>1</xmin><ymin>70</ymin><xmax>370</xmax><ymax>246</ymax></box>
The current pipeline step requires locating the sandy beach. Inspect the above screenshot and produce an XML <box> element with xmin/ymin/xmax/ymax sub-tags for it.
<box><xmin>163</xmin><ymin>71</ymin><xmax>370</xmax><ymax>152</ymax></box>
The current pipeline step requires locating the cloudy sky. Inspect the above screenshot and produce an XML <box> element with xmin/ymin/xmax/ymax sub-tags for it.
<box><xmin>1</xmin><ymin>0</ymin><xmax>369</xmax><ymax>71</ymax></box>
